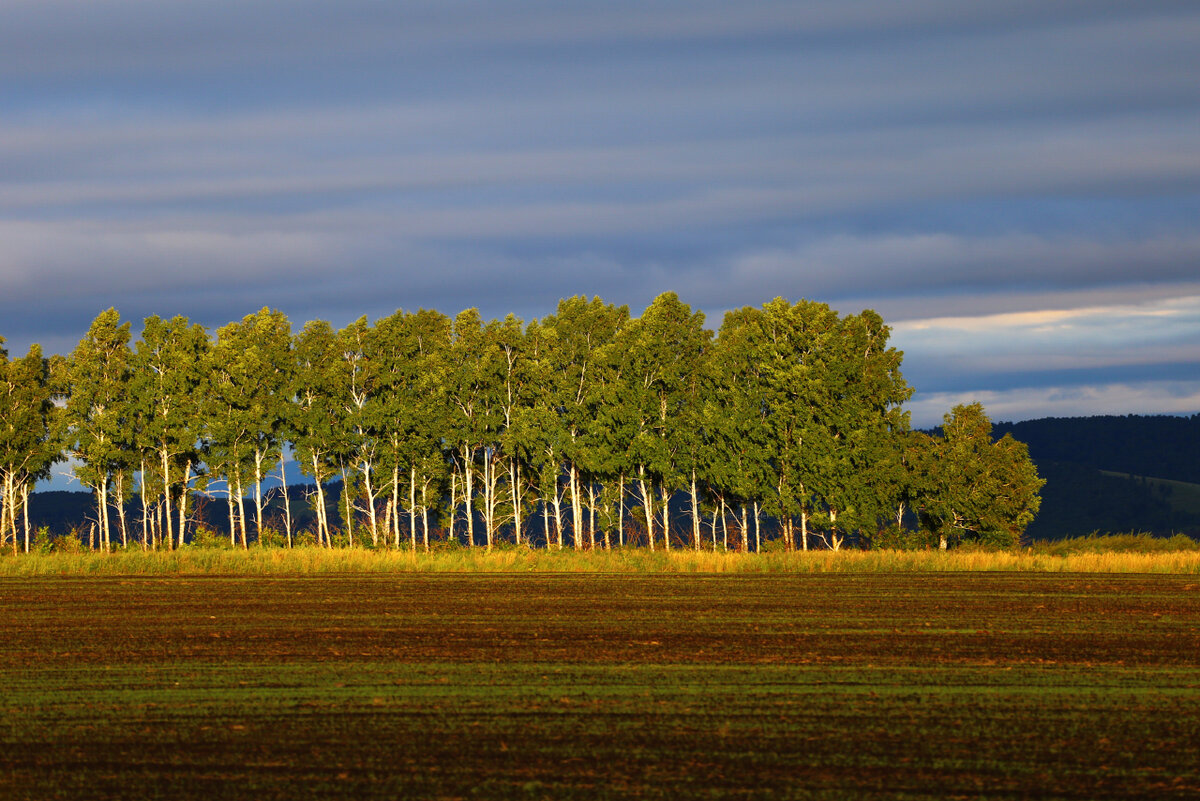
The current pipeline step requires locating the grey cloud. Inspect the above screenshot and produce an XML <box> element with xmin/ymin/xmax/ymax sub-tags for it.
<box><xmin>2</xmin><ymin>2</ymin><xmax>1199</xmax><ymax>424</ymax></box>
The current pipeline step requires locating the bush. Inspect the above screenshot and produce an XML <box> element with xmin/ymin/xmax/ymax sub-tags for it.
<box><xmin>1031</xmin><ymin>532</ymin><xmax>1200</xmax><ymax>556</ymax></box>
<box><xmin>189</xmin><ymin>526</ymin><xmax>233</xmax><ymax>549</ymax></box>
<box><xmin>31</xmin><ymin>527</ymin><xmax>54</xmax><ymax>555</ymax></box>
<box><xmin>256</xmin><ymin>527</ymin><xmax>287</xmax><ymax>549</ymax></box>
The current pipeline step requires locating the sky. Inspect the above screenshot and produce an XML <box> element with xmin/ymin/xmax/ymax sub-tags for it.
<box><xmin>3</xmin><ymin>0</ymin><xmax>1199</xmax><ymax>432</ymax></box>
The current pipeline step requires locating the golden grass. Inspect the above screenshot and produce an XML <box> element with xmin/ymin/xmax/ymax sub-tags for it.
<box><xmin>2</xmin><ymin>545</ymin><xmax>1199</xmax><ymax>575</ymax></box>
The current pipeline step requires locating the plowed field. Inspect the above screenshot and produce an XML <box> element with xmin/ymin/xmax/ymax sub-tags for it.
<box><xmin>1</xmin><ymin>574</ymin><xmax>1198</xmax><ymax>799</ymax></box>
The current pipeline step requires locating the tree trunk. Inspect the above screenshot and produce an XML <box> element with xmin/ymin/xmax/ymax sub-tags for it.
<box><xmin>617</xmin><ymin>472</ymin><xmax>625</xmax><ymax>547</ymax></box>
<box><xmin>280</xmin><ymin>455</ymin><xmax>292</xmax><ymax>548</ymax></box>
<box><xmin>659</xmin><ymin>483</ymin><xmax>671</xmax><ymax>552</ymax></box>
<box><xmin>448</xmin><ymin>468</ymin><xmax>457</xmax><ymax>545</ymax></box>
<box><xmin>569</xmin><ymin>462</ymin><xmax>583</xmax><ymax>550</ymax></box>
<box><xmin>392</xmin><ymin>464</ymin><xmax>402</xmax><ymax>550</ymax></box>
<box><xmin>160</xmin><ymin>448</ymin><xmax>174</xmax><ymax>550</ymax></box>
<box><xmin>226</xmin><ymin>484</ymin><xmax>237</xmax><ymax>546</ymax></box>
<box><xmin>22</xmin><ymin>483</ymin><xmax>31</xmax><ymax>554</ymax></box>
<box><xmin>341</xmin><ymin>466</ymin><xmax>354</xmax><ymax>547</ymax></box>
<box><xmin>541</xmin><ymin>485</ymin><xmax>552</xmax><ymax>549</ymax></box>
<box><xmin>97</xmin><ymin>475</ymin><xmax>110</xmax><ymax>552</ymax></box>
<box><xmin>178</xmin><ymin>460</ymin><xmax>192</xmax><ymax>548</ymax></box>
<box><xmin>800</xmin><ymin>509</ymin><xmax>808</xmax><ymax>552</ymax></box>
<box><xmin>753</xmin><ymin>500</ymin><xmax>761</xmax><ymax>553</ymax></box>
<box><xmin>254</xmin><ymin>449</ymin><xmax>264</xmax><ymax>541</ymax></box>
<box><xmin>462</xmin><ymin>446</ymin><xmax>475</xmax><ymax>548</ymax></box>
<box><xmin>140</xmin><ymin>461</ymin><xmax>149</xmax><ymax>550</ymax></box>
<box><xmin>312</xmin><ymin>454</ymin><xmax>328</xmax><ymax>547</ymax></box>
<box><xmin>639</xmin><ymin>471</ymin><xmax>655</xmax><ymax>551</ymax></box>
<box><xmin>509</xmin><ymin>458</ymin><xmax>522</xmax><ymax>546</ymax></box>
<box><xmin>719</xmin><ymin>495</ymin><xmax>729</xmax><ymax>551</ymax></box>
<box><xmin>362</xmin><ymin>459</ymin><xmax>378</xmax><ymax>547</ymax></box>
<box><xmin>690</xmin><ymin>470</ymin><xmax>701</xmax><ymax>551</ymax></box>
<box><xmin>410</xmin><ymin>466</ymin><xmax>418</xmax><ymax>551</ymax></box>
<box><xmin>551</xmin><ymin>477</ymin><xmax>565</xmax><ymax>550</ymax></box>
<box><xmin>236</xmin><ymin>473</ymin><xmax>248</xmax><ymax>549</ymax></box>
<box><xmin>420</xmin><ymin>479</ymin><xmax>431</xmax><ymax>551</ymax></box>
<box><xmin>740</xmin><ymin>504</ymin><xmax>749</xmax><ymax>554</ymax></box>
<box><xmin>115</xmin><ymin>471</ymin><xmax>129</xmax><ymax>549</ymax></box>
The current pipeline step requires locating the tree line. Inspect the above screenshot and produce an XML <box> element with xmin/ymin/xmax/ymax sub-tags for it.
<box><xmin>0</xmin><ymin>293</ymin><xmax>1044</xmax><ymax>554</ymax></box>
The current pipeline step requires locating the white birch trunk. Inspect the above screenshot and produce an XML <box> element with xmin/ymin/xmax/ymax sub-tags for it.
<box><xmin>409</xmin><ymin>466</ymin><xmax>418</xmax><ymax>551</ymax></box>
<box><xmin>160</xmin><ymin>448</ymin><xmax>174</xmax><ymax>550</ymax></box>
<box><xmin>280</xmin><ymin>455</ymin><xmax>292</xmax><ymax>548</ymax></box>
<box><xmin>254</xmin><ymin>449</ymin><xmax>265</xmax><ymax>540</ymax></box>
<box><xmin>236</xmin><ymin>473</ymin><xmax>248</xmax><ymax>549</ymax></box>
<box><xmin>462</xmin><ymin>446</ymin><xmax>474</xmax><ymax>547</ymax></box>
<box><xmin>509</xmin><ymin>458</ymin><xmax>522</xmax><ymax>546</ymax></box>
<box><xmin>659</xmin><ymin>483</ymin><xmax>671</xmax><ymax>551</ymax></box>
<box><xmin>638</xmin><ymin>471</ymin><xmax>655</xmax><ymax>551</ymax></box>
<box><xmin>617</xmin><ymin>472</ymin><xmax>625</xmax><ymax>547</ymax></box>
<box><xmin>740</xmin><ymin>504</ymin><xmax>749</xmax><ymax>553</ymax></box>
<box><xmin>690</xmin><ymin>470</ymin><xmax>701</xmax><ymax>551</ymax></box>
<box><xmin>22</xmin><ymin>483</ymin><xmax>31</xmax><ymax>554</ymax></box>
<box><xmin>448</xmin><ymin>468</ymin><xmax>457</xmax><ymax>545</ymax></box>
<box><xmin>99</xmin><ymin>475</ymin><xmax>111</xmax><ymax>552</ymax></box>
<box><xmin>115</xmin><ymin>472</ymin><xmax>129</xmax><ymax>549</ymax></box>
<box><xmin>551</xmin><ymin>478</ymin><xmax>565</xmax><ymax>550</ymax></box>
<box><xmin>569</xmin><ymin>463</ymin><xmax>583</xmax><ymax>550</ymax></box>
<box><xmin>178</xmin><ymin>460</ymin><xmax>191</xmax><ymax>548</ymax></box>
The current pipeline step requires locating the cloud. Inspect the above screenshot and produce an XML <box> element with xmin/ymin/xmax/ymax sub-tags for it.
<box><xmin>907</xmin><ymin>381</ymin><xmax>1200</xmax><ymax>429</ymax></box>
<box><xmin>2</xmin><ymin>3</ymin><xmax>1198</xmax><ymax>427</ymax></box>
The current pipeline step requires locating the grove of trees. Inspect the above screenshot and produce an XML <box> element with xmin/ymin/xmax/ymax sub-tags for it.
<box><xmin>0</xmin><ymin>294</ymin><xmax>1044</xmax><ymax>553</ymax></box>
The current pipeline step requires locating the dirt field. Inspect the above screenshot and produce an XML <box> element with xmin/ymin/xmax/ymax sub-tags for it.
<box><xmin>1</xmin><ymin>573</ymin><xmax>1198</xmax><ymax>799</ymax></box>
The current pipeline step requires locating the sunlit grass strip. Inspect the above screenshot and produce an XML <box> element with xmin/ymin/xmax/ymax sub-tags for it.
<box><xmin>2</xmin><ymin>546</ymin><xmax>1200</xmax><ymax>575</ymax></box>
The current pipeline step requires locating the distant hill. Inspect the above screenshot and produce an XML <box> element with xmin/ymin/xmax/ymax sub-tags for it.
<box><xmin>992</xmin><ymin>414</ymin><xmax>1200</xmax><ymax>540</ymax></box>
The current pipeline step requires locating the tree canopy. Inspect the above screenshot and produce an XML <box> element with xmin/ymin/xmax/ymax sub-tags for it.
<box><xmin>0</xmin><ymin>295</ymin><xmax>1044</xmax><ymax>553</ymax></box>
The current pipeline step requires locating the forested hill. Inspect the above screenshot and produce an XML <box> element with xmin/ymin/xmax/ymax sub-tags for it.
<box><xmin>991</xmin><ymin>414</ymin><xmax>1200</xmax><ymax>539</ymax></box>
<box><xmin>993</xmin><ymin>415</ymin><xmax>1200</xmax><ymax>485</ymax></box>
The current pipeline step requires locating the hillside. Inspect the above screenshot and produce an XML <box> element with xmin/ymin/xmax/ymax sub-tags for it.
<box><xmin>993</xmin><ymin>414</ymin><xmax>1200</xmax><ymax>539</ymax></box>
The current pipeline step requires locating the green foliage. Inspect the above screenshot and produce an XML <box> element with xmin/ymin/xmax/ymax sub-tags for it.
<box><xmin>256</xmin><ymin>527</ymin><xmax>287</xmax><ymax>549</ymax></box>
<box><xmin>189</xmin><ymin>526</ymin><xmax>232</xmax><ymax>549</ymax></box>
<box><xmin>1031</xmin><ymin>532</ymin><xmax>1200</xmax><ymax>555</ymax></box>
<box><xmin>5</xmin><ymin>295</ymin><xmax>1047</xmax><ymax>555</ymax></box>
<box><xmin>915</xmin><ymin>403</ymin><xmax>1046</xmax><ymax>549</ymax></box>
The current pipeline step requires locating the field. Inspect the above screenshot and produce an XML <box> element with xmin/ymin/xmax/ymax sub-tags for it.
<box><xmin>2</xmin><ymin>573</ymin><xmax>1199</xmax><ymax>799</ymax></box>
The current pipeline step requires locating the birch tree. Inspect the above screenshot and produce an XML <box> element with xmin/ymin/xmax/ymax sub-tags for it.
<box><xmin>0</xmin><ymin>342</ymin><xmax>62</xmax><ymax>553</ymax></box>
<box><xmin>131</xmin><ymin>316</ymin><xmax>210</xmax><ymax>549</ymax></box>
<box><xmin>65</xmin><ymin>309</ymin><xmax>136</xmax><ymax>550</ymax></box>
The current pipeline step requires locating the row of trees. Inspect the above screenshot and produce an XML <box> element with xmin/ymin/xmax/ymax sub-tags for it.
<box><xmin>0</xmin><ymin>294</ymin><xmax>1044</xmax><ymax>554</ymax></box>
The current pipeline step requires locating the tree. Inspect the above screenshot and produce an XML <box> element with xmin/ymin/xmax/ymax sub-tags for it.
<box><xmin>440</xmin><ymin>309</ymin><xmax>504</xmax><ymax>548</ymax></box>
<box><xmin>916</xmin><ymin>403</ymin><xmax>1045</xmax><ymax>549</ymax></box>
<box><xmin>707</xmin><ymin>307</ymin><xmax>773</xmax><ymax>551</ymax></box>
<box><xmin>541</xmin><ymin>297</ymin><xmax>630</xmax><ymax>549</ymax></box>
<box><xmin>65</xmin><ymin>309</ymin><xmax>136</xmax><ymax>550</ymax></box>
<box><xmin>209</xmin><ymin>308</ymin><xmax>294</xmax><ymax>546</ymax></box>
<box><xmin>617</xmin><ymin>293</ymin><xmax>710</xmax><ymax>550</ymax></box>
<box><xmin>131</xmin><ymin>316</ymin><xmax>210</xmax><ymax>549</ymax></box>
<box><xmin>804</xmin><ymin>309</ymin><xmax>912</xmax><ymax>550</ymax></box>
<box><xmin>0</xmin><ymin>341</ymin><xmax>63</xmax><ymax>553</ymax></box>
<box><xmin>292</xmin><ymin>320</ymin><xmax>342</xmax><ymax>547</ymax></box>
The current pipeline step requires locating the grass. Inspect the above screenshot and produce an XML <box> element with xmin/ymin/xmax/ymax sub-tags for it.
<box><xmin>2</xmin><ymin>573</ymin><xmax>1198</xmax><ymax>799</ymax></box>
<box><xmin>2</xmin><ymin>537</ymin><xmax>1200</xmax><ymax>575</ymax></box>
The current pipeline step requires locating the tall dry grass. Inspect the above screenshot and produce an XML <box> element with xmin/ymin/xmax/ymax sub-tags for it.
<box><xmin>1</xmin><ymin>542</ymin><xmax>1198</xmax><ymax>576</ymax></box>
